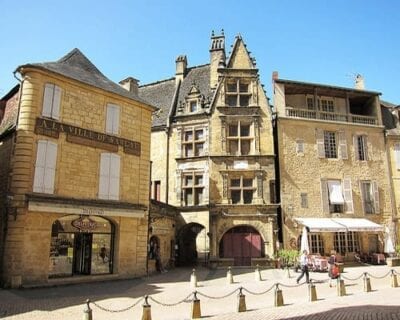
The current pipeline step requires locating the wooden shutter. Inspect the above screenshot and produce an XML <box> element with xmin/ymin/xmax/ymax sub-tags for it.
<box><xmin>109</xmin><ymin>154</ymin><xmax>120</xmax><ymax>200</ymax></box>
<box><xmin>42</xmin><ymin>84</ymin><xmax>54</xmax><ymax>117</ymax></box>
<box><xmin>363</xmin><ymin>136</ymin><xmax>369</xmax><ymax>161</ymax></box>
<box><xmin>43</xmin><ymin>141</ymin><xmax>57</xmax><ymax>193</ymax></box>
<box><xmin>112</xmin><ymin>105</ymin><xmax>120</xmax><ymax>134</ymax></box>
<box><xmin>395</xmin><ymin>143</ymin><xmax>400</xmax><ymax>169</ymax></box>
<box><xmin>359</xmin><ymin>180</ymin><xmax>366</xmax><ymax>214</ymax></box>
<box><xmin>320</xmin><ymin>179</ymin><xmax>329</xmax><ymax>214</ymax></box>
<box><xmin>296</xmin><ymin>140</ymin><xmax>304</xmax><ymax>154</ymax></box>
<box><xmin>372</xmin><ymin>181</ymin><xmax>380</xmax><ymax>214</ymax></box>
<box><xmin>353</xmin><ymin>135</ymin><xmax>359</xmax><ymax>160</ymax></box>
<box><xmin>33</xmin><ymin>140</ymin><xmax>47</xmax><ymax>192</ymax></box>
<box><xmin>338</xmin><ymin>131</ymin><xmax>348</xmax><ymax>159</ymax></box>
<box><xmin>52</xmin><ymin>85</ymin><xmax>61</xmax><ymax>120</ymax></box>
<box><xmin>343</xmin><ymin>178</ymin><xmax>353</xmax><ymax>213</ymax></box>
<box><xmin>316</xmin><ymin>129</ymin><xmax>325</xmax><ymax>158</ymax></box>
<box><xmin>99</xmin><ymin>153</ymin><xmax>111</xmax><ymax>199</ymax></box>
<box><xmin>106</xmin><ymin>105</ymin><xmax>113</xmax><ymax>134</ymax></box>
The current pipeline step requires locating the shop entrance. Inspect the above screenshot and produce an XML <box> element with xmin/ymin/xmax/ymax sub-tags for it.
<box><xmin>73</xmin><ymin>233</ymin><xmax>92</xmax><ymax>275</ymax></box>
<box><xmin>176</xmin><ymin>223</ymin><xmax>207</xmax><ymax>266</ymax></box>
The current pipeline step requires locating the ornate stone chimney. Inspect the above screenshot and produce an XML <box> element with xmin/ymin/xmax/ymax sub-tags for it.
<box><xmin>175</xmin><ymin>55</ymin><xmax>187</xmax><ymax>86</ymax></box>
<box><xmin>119</xmin><ymin>77</ymin><xmax>139</xmax><ymax>95</ymax></box>
<box><xmin>210</xmin><ymin>29</ymin><xmax>226</xmax><ymax>88</ymax></box>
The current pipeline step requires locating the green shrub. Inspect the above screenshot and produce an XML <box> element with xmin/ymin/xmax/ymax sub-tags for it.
<box><xmin>276</xmin><ymin>249</ymin><xmax>300</xmax><ymax>268</ymax></box>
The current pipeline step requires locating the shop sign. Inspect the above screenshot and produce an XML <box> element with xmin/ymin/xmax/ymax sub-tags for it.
<box><xmin>72</xmin><ymin>216</ymin><xmax>97</xmax><ymax>231</ymax></box>
<box><xmin>81</xmin><ymin>208</ymin><xmax>105</xmax><ymax>216</ymax></box>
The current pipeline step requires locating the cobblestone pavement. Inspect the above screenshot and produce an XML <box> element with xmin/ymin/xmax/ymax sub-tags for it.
<box><xmin>0</xmin><ymin>264</ymin><xmax>400</xmax><ymax>319</ymax></box>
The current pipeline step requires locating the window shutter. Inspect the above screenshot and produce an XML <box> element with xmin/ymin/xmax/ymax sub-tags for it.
<box><xmin>42</xmin><ymin>84</ymin><xmax>54</xmax><ymax>117</ymax></box>
<box><xmin>343</xmin><ymin>178</ymin><xmax>353</xmax><ymax>213</ymax></box>
<box><xmin>33</xmin><ymin>141</ymin><xmax>47</xmax><ymax>192</ymax></box>
<box><xmin>112</xmin><ymin>105</ymin><xmax>120</xmax><ymax>134</ymax></box>
<box><xmin>52</xmin><ymin>85</ymin><xmax>61</xmax><ymax>120</ymax></box>
<box><xmin>296</xmin><ymin>140</ymin><xmax>304</xmax><ymax>154</ymax></box>
<box><xmin>43</xmin><ymin>141</ymin><xmax>57</xmax><ymax>194</ymax></box>
<box><xmin>109</xmin><ymin>154</ymin><xmax>120</xmax><ymax>200</ymax></box>
<box><xmin>320</xmin><ymin>179</ymin><xmax>329</xmax><ymax>214</ymax></box>
<box><xmin>359</xmin><ymin>180</ymin><xmax>366</xmax><ymax>214</ymax></box>
<box><xmin>353</xmin><ymin>135</ymin><xmax>359</xmax><ymax>160</ymax></box>
<box><xmin>395</xmin><ymin>143</ymin><xmax>400</xmax><ymax>169</ymax></box>
<box><xmin>363</xmin><ymin>136</ymin><xmax>369</xmax><ymax>161</ymax></box>
<box><xmin>99</xmin><ymin>153</ymin><xmax>111</xmax><ymax>199</ymax></box>
<box><xmin>106</xmin><ymin>105</ymin><xmax>113</xmax><ymax>134</ymax></box>
<box><xmin>372</xmin><ymin>181</ymin><xmax>380</xmax><ymax>214</ymax></box>
<box><xmin>316</xmin><ymin>129</ymin><xmax>325</xmax><ymax>158</ymax></box>
<box><xmin>338</xmin><ymin>131</ymin><xmax>348</xmax><ymax>159</ymax></box>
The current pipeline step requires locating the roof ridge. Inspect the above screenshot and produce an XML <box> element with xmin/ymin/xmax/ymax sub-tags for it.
<box><xmin>139</xmin><ymin>77</ymin><xmax>175</xmax><ymax>88</ymax></box>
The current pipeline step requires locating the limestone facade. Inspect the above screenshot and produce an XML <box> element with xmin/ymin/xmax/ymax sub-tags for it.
<box><xmin>0</xmin><ymin>49</ymin><xmax>155</xmax><ymax>287</ymax></box>
<box><xmin>274</xmin><ymin>78</ymin><xmax>395</xmax><ymax>258</ymax></box>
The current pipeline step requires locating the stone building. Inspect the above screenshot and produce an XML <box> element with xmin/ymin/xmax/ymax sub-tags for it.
<box><xmin>274</xmin><ymin>73</ymin><xmax>395</xmax><ymax>259</ymax></box>
<box><xmin>0</xmin><ymin>49</ymin><xmax>155</xmax><ymax>287</ymax></box>
<box><xmin>139</xmin><ymin>31</ymin><xmax>278</xmax><ymax>267</ymax></box>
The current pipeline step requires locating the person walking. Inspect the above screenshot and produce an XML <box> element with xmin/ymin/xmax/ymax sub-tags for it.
<box><xmin>296</xmin><ymin>250</ymin><xmax>310</xmax><ymax>284</ymax></box>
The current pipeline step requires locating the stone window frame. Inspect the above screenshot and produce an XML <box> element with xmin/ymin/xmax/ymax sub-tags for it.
<box><xmin>359</xmin><ymin>180</ymin><xmax>379</xmax><ymax>214</ymax></box>
<box><xmin>181</xmin><ymin>171</ymin><xmax>205</xmax><ymax>206</ymax></box>
<box><xmin>225</xmin><ymin>78</ymin><xmax>252</xmax><ymax>107</ymax></box>
<box><xmin>182</xmin><ymin>126</ymin><xmax>206</xmax><ymax>157</ymax></box>
<box><xmin>324</xmin><ymin>131</ymin><xmax>337</xmax><ymax>158</ymax></box>
<box><xmin>321</xmin><ymin>178</ymin><xmax>354</xmax><ymax>214</ymax></box>
<box><xmin>229</xmin><ymin>174</ymin><xmax>256</xmax><ymax>205</ymax></box>
<box><xmin>226</xmin><ymin>120</ymin><xmax>254</xmax><ymax>156</ymax></box>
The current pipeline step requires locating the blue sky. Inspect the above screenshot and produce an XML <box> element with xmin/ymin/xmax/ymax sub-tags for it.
<box><xmin>1</xmin><ymin>0</ymin><xmax>399</xmax><ymax>104</ymax></box>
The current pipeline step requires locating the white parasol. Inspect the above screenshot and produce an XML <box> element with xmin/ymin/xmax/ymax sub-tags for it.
<box><xmin>384</xmin><ymin>226</ymin><xmax>395</xmax><ymax>254</ymax></box>
<box><xmin>300</xmin><ymin>226</ymin><xmax>310</xmax><ymax>254</ymax></box>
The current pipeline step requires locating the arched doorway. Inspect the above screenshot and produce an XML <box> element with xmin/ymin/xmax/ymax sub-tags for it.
<box><xmin>176</xmin><ymin>223</ymin><xmax>206</xmax><ymax>266</ymax></box>
<box><xmin>219</xmin><ymin>226</ymin><xmax>263</xmax><ymax>266</ymax></box>
<box><xmin>49</xmin><ymin>215</ymin><xmax>115</xmax><ymax>278</ymax></box>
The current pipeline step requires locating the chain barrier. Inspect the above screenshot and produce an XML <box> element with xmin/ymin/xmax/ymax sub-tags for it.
<box><xmin>148</xmin><ymin>292</ymin><xmax>193</xmax><ymax>306</ymax></box>
<box><xmin>367</xmin><ymin>270</ymin><xmax>392</xmax><ymax>279</ymax></box>
<box><xmin>278</xmin><ymin>281</ymin><xmax>304</xmax><ymax>288</ymax></box>
<box><xmin>197</xmin><ymin>288</ymin><xmax>239</xmax><ymax>299</ymax></box>
<box><xmin>393</xmin><ymin>269</ymin><xmax>400</xmax><ymax>276</ymax></box>
<box><xmin>91</xmin><ymin>297</ymin><xmax>144</xmax><ymax>313</ymax></box>
<box><xmin>340</xmin><ymin>273</ymin><xmax>365</xmax><ymax>281</ymax></box>
<box><xmin>242</xmin><ymin>283</ymin><xmax>276</xmax><ymax>295</ymax></box>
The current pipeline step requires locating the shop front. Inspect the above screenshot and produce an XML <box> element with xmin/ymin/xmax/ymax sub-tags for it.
<box><xmin>49</xmin><ymin>215</ymin><xmax>115</xmax><ymax>278</ymax></box>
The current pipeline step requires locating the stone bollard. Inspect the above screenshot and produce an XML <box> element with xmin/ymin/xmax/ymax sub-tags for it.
<box><xmin>237</xmin><ymin>287</ymin><xmax>246</xmax><ymax>312</ymax></box>
<box><xmin>336</xmin><ymin>276</ymin><xmax>346</xmax><ymax>296</ymax></box>
<box><xmin>363</xmin><ymin>273</ymin><xmax>371</xmax><ymax>292</ymax></box>
<box><xmin>274</xmin><ymin>284</ymin><xmax>284</xmax><ymax>307</ymax></box>
<box><xmin>254</xmin><ymin>264</ymin><xmax>262</xmax><ymax>282</ymax></box>
<box><xmin>82</xmin><ymin>299</ymin><xmax>92</xmax><ymax>320</ymax></box>
<box><xmin>391</xmin><ymin>270</ymin><xmax>398</xmax><ymax>288</ymax></box>
<box><xmin>308</xmin><ymin>281</ymin><xmax>317</xmax><ymax>302</ymax></box>
<box><xmin>190</xmin><ymin>269</ymin><xmax>198</xmax><ymax>288</ymax></box>
<box><xmin>141</xmin><ymin>296</ymin><xmax>152</xmax><ymax>320</ymax></box>
<box><xmin>227</xmin><ymin>266</ymin><xmax>234</xmax><ymax>284</ymax></box>
<box><xmin>191</xmin><ymin>291</ymin><xmax>201</xmax><ymax>319</ymax></box>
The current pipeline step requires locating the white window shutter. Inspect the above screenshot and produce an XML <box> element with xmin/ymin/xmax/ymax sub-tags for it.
<box><xmin>353</xmin><ymin>135</ymin><xmax>359</xmax><ymax>160</ymax></box>
<box><xmin>33</xmin><ymin>141</ymin><xmax>48</xmax><ymax>192</ymax></box>
<box><xmin>316</xmin><ymin>129</ymin><xmax>325</xmax><ymax>158</ymax></box>
<box><xmin>43</xmin><ymin>141</ymin><xmax>57</xmax><ymax>194</ymax></box>
<box><xmin>296</xmin><ymin>140</ymin><xmax>304</xmax><ymax>154</ymax></box>
<box><xmin>99</xmin><ymin>153</ymin><xmax>111</xmax><ymax>199</ymax></box>
<box><xmin>320</xmin><ymin>179</ymin><xmax>329</xmax><ymax>214</ymax></box>
<box><xmin>42</xmin><ymin>84</ymin><xmax>54</xmax><ymax>117</ymax></box>
<box><xmin>359</xmin><ymin>180</ymin><xmax>366</xmax><ymax>214</ymax></box>
<box><xmin>112</xmin><ymin>105</ymin><xmax>120</xmax><ymax>134</ymax></box>
<box><xmin>109</xmin><ymin>154</ymin><xmax>120</xmax><ymax>200</ymax></box>
<box><xmin>363</xmin><ymin>136</ymin><xmax>369</xmax><ymax>161</ymax></box>
<box><xmin>395</xmin><ymin>143</ymin><xmax>400</xmax><ymax>169</ymax></box>
<box><xmin>373</xmin><ymin>181</ymin><xmax>380</xmax><ymax>214</ymax></box>
<box><xmin>106</xmin><ymin>105</ymin><xmax>113</xmax><ymax>134</ymax></box>
<box><xmin>343</xmin><ymin>177</ymin><xmax>353</xmax><ymax>213</ymax></box>
<box><xmin>338</xmin><ymin>131</ymin><xmax>348</xmax><ymax>159</ymax></box>
<box><xmin>51</xmin><ymin>85</ymin><xmax>61</xmax><ymax>120</ymax></box>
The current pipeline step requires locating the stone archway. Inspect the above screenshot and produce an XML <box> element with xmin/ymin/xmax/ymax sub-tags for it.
<box><xmin>176</xmin><ymin>222</ymin><xmax>206</xmax><ymax>266</ymax></box>
<box><xmin>219</xmin><ymin>225</ymin><xmax>263</xmax><ymax>266</ymax></box>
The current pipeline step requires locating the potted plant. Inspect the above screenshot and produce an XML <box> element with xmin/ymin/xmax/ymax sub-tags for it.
<box><xmin>276</xmin><ymin>249</ymin><xmax>300</xmax><ymax>277</ymax></box>
<box><xmin>386</xmin><ymin>245</ymin><xmax>400</xmax><ymax>267</ymax></box>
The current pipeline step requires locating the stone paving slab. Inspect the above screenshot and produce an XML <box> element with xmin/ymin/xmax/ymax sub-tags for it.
<box><xmin>0</xmin><ymin>265</ymin><xmax>399</xmax><ymax>319</ymax></box>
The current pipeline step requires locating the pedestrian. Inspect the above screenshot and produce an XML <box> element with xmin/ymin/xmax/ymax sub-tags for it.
<box><xmin>296</xmin><ymin>250</ymin><xmax>310</xmax><ymax>284</ymax></box>
<box><xmin>328</xmin><ymin>251</ymin><xmax>339</xmax><ymax>287</ymax></box>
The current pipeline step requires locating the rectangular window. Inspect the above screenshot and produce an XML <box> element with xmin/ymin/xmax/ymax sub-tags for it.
<box><xmin>324</xmin><ymin>131</ymin><xmax>337</xmax><ymax>158</ymax></box>
<box><xmin>33</xmin><ymin>140</ymin><xmax>58</xmax><ymax>194</ymax></box>
<box><xmin>320</xmin><ymin>99</ymin><xmax>334</xmax><ymax>112</ymax></box>
<box><xmin>355</xmin><ymin>135</ymin><xmax>368</xmax><ymax>161</ymax></box>
<box><xmin>226</xmin><ymin>79</ymin><xmax>251</xmax><ymax>107</ymax></box>
<box><xmin>296</xmin><ymin>139</ymin><xmax>304</xmax><ymax>154</ymax></box>
<box><xmin>307</xmin><ymin>97</ymin><xmax>314</xmax><ymax>110</ymax></box>
<box><xmin>334</xmin><ymin>232</ymin><xmax>359</xmax><ymax>255</ymax></box>
<box><xmin>394</xmin><ymin>143</ymin><xmax>400</xmax><ymax>169</ymax></box>
<box><xmin>227</xmin><ymin>121</ymin><xmax>253</xmax><ymax>155</ymax></box>
<box><xmin>154</xmin><ymin>181</ymin><xmax>161</xmax><ymax>201</ymax></box>
<box><xmin>309</xmin><ymin>234</ymin><xmax>324</xmax><ymax>255</ymax></box>
<box><xmin>360</xmin><ymin>181</ymin><xmax>376</xmax><ymax>214</ymax></box>
<box><xmin>189</xmin><ymin>101</ymin><xmax>198</xmax><ymax>113</ymax></box>
<box><xmin>183</xmin><ymin>128</ymin><xmax>205</xmax><ymax>157</ymax></box>
<box><xmin>99</xmin><ymin>153</ymin><xmax>120</xmax><ymax>200</ymax></box>
<box><xmin>42</xmin><ymin>83</ymin><xmax>61</xmax><ymax>120</ymax></box>
<box><xmin>106</xmin><ymin>104</ymin><xmax>120</xmax><ymax>135</ymax></box>
<box><xmin>301</xmin><ymin>193</ymin><xmax>308</xmax><ymax>208</ymax></box>
<box><xmin>327</xmin><ymin>180</ymin><xmax>344</xmax><ymax>213</ymax></box>
<box><xmin>182</xmin><ymin>172</ymin><xmax>204</xmax><ymax>206</ymax></box>
<box><xmin>270</xmin><ymin>180</ymin><xmax>277</xmax><ymax>204</ymax></box>
<box><xmin>229</xmin><ymin>176</ymin><xmax>255</xmax><ymax>204</ymax></box>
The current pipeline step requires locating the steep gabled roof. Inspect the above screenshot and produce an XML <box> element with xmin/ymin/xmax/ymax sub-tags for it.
<box><xmin>16</xmin><ymin>48</ymin><xmax>152</xmax><ymax>106</ymax></box>
<box><xmin>226</xmin><ymin>35</ymin><xmax>257</xmax><ymax>69</ymax></box>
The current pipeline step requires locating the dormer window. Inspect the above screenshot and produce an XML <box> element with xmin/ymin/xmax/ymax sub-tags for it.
<box><xmin>226</xmin><ymin>79</ymin><xmax>251</xmax><ymax>107</ymax></box>
<box><xmin>189</xmin><ymin>100</ymin><xmax>198</xmax><ymax>113</ymax></box>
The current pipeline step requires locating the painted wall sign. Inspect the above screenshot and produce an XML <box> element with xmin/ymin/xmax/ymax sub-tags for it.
<box><xmin>81</xmin><ymin>208</ymin><xmax>105</xmax><ymax>216</ymax></box>
<box><xmin>72</xmin><ymin>216</ymin><xmax>97</xmax><ymax>231</ymax></box>
<box><xmin>35</xmin><ymin>117</ymin><xmax>141</xmax><ymax>156</ymax></box>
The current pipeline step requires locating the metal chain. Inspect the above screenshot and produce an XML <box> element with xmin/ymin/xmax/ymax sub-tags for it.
<box><xmin>341</xmin><ymin>273</ymin><xmax>365</xmax><ymax>281</ymax></box>
<box><xmin>393</xmin><ymin>269</ymin><xmax>400</xmax><ymax>276</ymax></box>
<box><xmin>367</xmin><ymin>271</ymin><xmax>392</xmax><ymax>279</ymax></box>
<box><xmin>278</xmin><ymin>281</ymin><xmax>304</xmax><ymax>288</ymax></box>
<box><xmin>148</xmin><ymin>292</ymin><xmax>193</xmax><ymax>307</ymax></box>
<box><xmin>197</xmin><ymin>288</ymin><xmax>239</xmax><ymax>300</ymax></box>
<box><xmin>242</xmin><ymin>283</ymin><xmax>276</xmax><ymax>296</ymax></box>
<box><xmin>91</xmin><ymin>297</ymin><xmax>144</xmax><ymax>313</ymax></box>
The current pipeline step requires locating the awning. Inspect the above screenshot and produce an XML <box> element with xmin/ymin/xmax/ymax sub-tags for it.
<box><xmin>295</xmin><ymin>218</ymin><xmax>383</xmax><ymax>232</ymax></box>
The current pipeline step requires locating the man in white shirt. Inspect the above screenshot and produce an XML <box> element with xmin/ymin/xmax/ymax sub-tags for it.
<box><xmin>296</xmin><ymin>250</ymin><xmax>310</xmax><ymax>284</ymax></box>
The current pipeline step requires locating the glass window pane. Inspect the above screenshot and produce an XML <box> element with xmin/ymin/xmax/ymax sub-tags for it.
<box><xmin>195</xmin><ymin>188</ymin><xmax>203</xmax><ymax>205</ymax></box>
<box><xmin>240</xmin><ymin>124</ymin><xmax>250</xmax><ymax>136</ymax></box>
<box><xmin>185</xmin><ymin>189</ymin><xmax>193</xmax><ymax>205</ymax></box>
<box><xmin>227</xmin><ymin>95</ymin><xmax>237</xmax><ymax>107</ymax></box>
<box><xmin>185</xmin><ymin>144</ymin><xmax>193</xmax><ymax>157</ymax></box>
<box><xmin>195</xmin><ymin>175</ymin><xmax>203</xmax><ymax>185</ymax></box>
<box><xmin>239</xmin><ymin>95</ymin><xmax>250</xmax><ymax>107</ymax></box>
<box><xmin>227</xmin><ymin>82</ymin><xmax>237</xmax><ymax>92</ymax></box>
<box><xmin>185</xmin><ymin>131</ymin><xmax>193</xmax><ymax>141</ymax></box>
<box><xmin>243</xmin><ymin>190</ymin><xmax>253</xmax><ymax>204</ymax></box>
<box><xmin>91</xmin><ymin>234</ymin><xmax>112</xmax><ymax>275</ymax></box>
<box><xmin>229</xmin><ymin>125</ymin><xmax>238</xmax><ymax>137</ymax></box>
<box><xmin>195</xmin><ymin>130</ymin><xmax>204</xmax><ymax>140</ymax></box>
<box><xmin>241</xmin><ymin>140</ymin><xmax>250</xmax><ymax>155</ymax></box>
<box><xmin>231</xmin><ymin>190</ymin><xmax>241</xmax><ymax>204</ymax></box>
<box><xmin>231</xmin><ymin>179</ymin><xmax>240</xmax><ymax>187</ymax></box>
<box><xmin>195</xmin><ymin>143</ymin><xmax>204</xmax><ymax>156</ymax></box>
<box><xmin>229</xmin><ymin>140</ymin><xmax>238</xmax><ymax>155</ymax></box>
<box><xmin>185</xmin><ymin>176</ymin><xmax>193</xmax><ymax>186</ymax></box>
<box><xmin>239</xmin><ymin>83</ymin><xmax>249</xmax><ymax>92</ymax></box>
<box><xmin>49</xmin><ymin>233</ymin><xmax>74</xmax><ymax>277</ymax></box>
<box><xmin>190</xmin><ymin>101</ymin><xmax>197</xmax><ymax>112</ymax></box>
<box><xmin>243</xmin><ymin>179</ymin><xmax>253</xmax><ymax>187</ymax></box>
